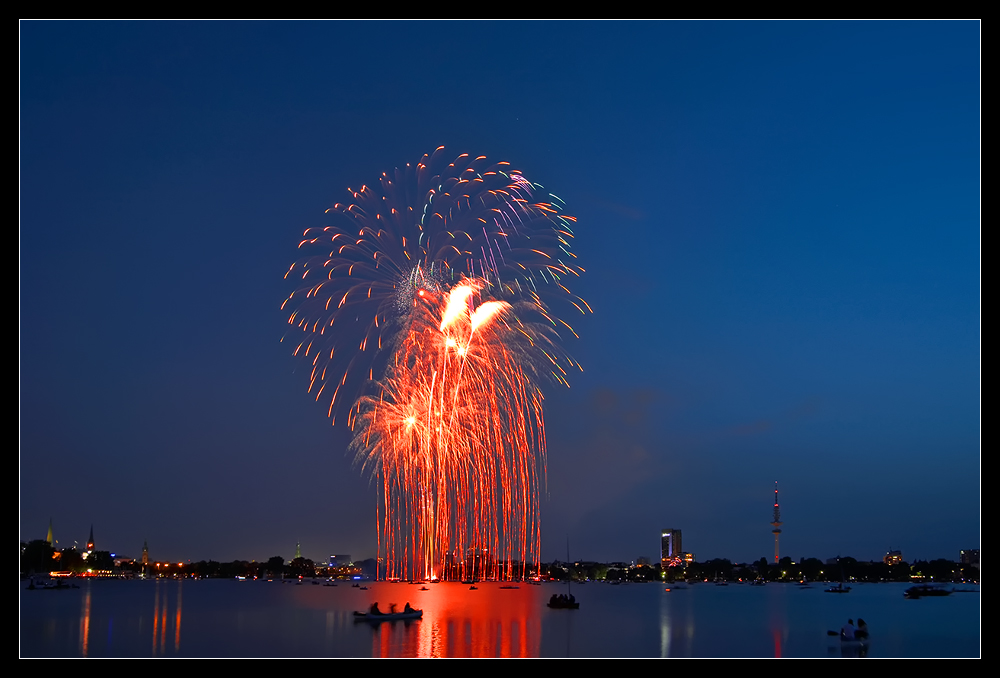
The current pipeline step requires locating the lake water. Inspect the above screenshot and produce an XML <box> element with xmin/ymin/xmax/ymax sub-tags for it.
<box><xmin>20</xmin><ymin>579</ymin><xmax>980</xmax><ymax>658</ymax></box>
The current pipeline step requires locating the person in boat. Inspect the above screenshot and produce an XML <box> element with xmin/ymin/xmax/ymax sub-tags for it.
<box><xmin>840</xmin><ymin>619</ymin><xmax>855</xmax><ymax>640</ymax></box>
<box><xmin>403</xmin><ymin>602</ymin><xmax>414</xmax><ymax>613</ymax></box>
<box><xmin>389</xmin><ymin>603</ymin><xmax>398</xmax><ymax>614</ymax></box>
<box><xmin>370</xmin><ymin>602</ymin><xmax>383</xmax><ymax>615</ymax></box>
<box><xmin>856</xmin><ymin>618</ymin><xmax>868</xmax><ymax>639</ymax></box>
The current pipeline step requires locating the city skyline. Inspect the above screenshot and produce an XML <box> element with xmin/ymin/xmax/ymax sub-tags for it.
<box><xmin>27</xmin><ymin>510</ymin><xmax>975</xmax><ymax>568</ymax></box>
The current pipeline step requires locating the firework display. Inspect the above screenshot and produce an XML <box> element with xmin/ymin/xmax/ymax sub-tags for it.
<box><xmin>285</xmin><ymin>147</ymin><xmax>587</xmax><ymax>580</ymax></box>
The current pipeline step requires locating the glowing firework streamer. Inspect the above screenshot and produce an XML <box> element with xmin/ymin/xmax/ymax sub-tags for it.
<box><xmin>285</xmin><ymin>149</ymin><xmax>588</xmax><ymax>580</ymax></box>
<box><xmin>352</xmin><ymin>281</ymin><xmax>556</xmax><ymax>580</ymax></box>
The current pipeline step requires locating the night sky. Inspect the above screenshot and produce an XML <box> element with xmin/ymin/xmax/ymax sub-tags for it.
<box><xmin>20</xmin><ymin>21</ymin><xmax>979</xmax><ymax>567</ymax></box>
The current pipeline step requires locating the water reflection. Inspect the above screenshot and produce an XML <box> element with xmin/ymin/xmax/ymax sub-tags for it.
<box><xmin>151</xmin><ymin>579</ymin><xmax>183</xmax><ymax>656</ymax></box>
<box><xmin>23</xmin><ymin>579</ymin><xmax>979</xmax><ymax>657</ymax></box>
<box><xmin>658</xmin><ymin>587</ymin><xmax>695</xmax><ymax>657</ymax></box>
<box><xmin>79</xmin><ymin>586</ymin><xmax>91</xmax><ymax>657</ymax></box>
<box><xmin>363</xmin><ymin>584</ymin><xmax>541</xmax><ymax>657</ymax></box>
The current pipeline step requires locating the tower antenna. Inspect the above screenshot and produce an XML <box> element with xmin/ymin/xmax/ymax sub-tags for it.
<box><xmin>771</xmin><ymin>481</ymin><xmax>782</xmax><ymax>563</ymax></box>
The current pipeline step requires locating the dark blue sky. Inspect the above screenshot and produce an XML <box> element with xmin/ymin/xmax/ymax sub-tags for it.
<box><xmin>20</xmin><ymin>21</ymin><xmax>979</xmax><ymax>566</ymax></box>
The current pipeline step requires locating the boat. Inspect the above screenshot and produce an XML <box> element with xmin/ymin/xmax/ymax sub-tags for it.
<box><xmin>825</xmin><ymin>559</ymin><xmax>851</xmax><ymax>593</ymax></box>
<box><xmin>26</xmin><ymin>576</ymin><xmax>79</xmax><ymax>590</ymax></box>
<box><xmin>904</xmin><ymin>584</ymin><xmax>953</xmax><ymax>599</ymax></box>
<box><xmin>547</xmin><ymin>595</ymin><xmax>579</xmax><ymax>609</ymax></box>
<box><xmin>826</xmin><ymin>630</ymin><xmax>870</xmax><ymax>653</ymax></box>
<box><xmin>826</xmin><ymin>627</ymin><xmax>870</xmax><ymax>642</ymax></box>
<box><xmin>353</xmin><ymin>609</ymin><xmax>423</xmax><ymax>622</ymax></box>
<box><xmin>549</xmin><ymin>537</ymin><xmax>579</xmax><ymax>609</ymax></box>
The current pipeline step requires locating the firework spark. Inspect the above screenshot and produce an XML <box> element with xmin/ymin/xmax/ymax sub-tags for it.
<box><xmin>353</xmin><ymin>281</ymin><xmax>558</xmax><ymax>580</ymax></box>
<box><xmin>285</xmin><ymin>148</ymin><xmax>587</xmax><ymax>579</ymax></box>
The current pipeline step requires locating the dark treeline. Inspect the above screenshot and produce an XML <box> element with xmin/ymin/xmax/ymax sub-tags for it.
<box><xmin>21</xmin><ymin>539</ymin><xmax>978</xmax><ymax>584</ymax></box>
<box><xmin>542</xmin><ymin>556</ymin><xmax>978</xmax><ymax>584</ymax></box>
<box><xmin>19</xmin><ymin>540</ymin><xmax>371</xmax><ymax>579</ymax></box>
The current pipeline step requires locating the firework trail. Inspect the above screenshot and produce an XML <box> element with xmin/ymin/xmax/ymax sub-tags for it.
<box><xmin>284</xmin><ymin>148</ymin><xmax>588</xmax><ymax>580</ymax></box>
<box><xmin>352</xmin><ymin>281</ymin><xmax>559</xmax><ymax>580</ymax></box>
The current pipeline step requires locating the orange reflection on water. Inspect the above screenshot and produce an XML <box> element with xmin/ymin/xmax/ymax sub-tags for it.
<box><xmin>367</xmin><ymin>583</ymin><xmax>542</xmax><ymax>658</ymax></box>
<box><xmin>175</xmin><ymin>581</ymin><xmax>182</xmax><ymax>649</ymax></box>
<box><xmin>79</xmin><ymin>587</ymin><xmax>91</xmax><ymax>657</ymax></box>
<box><xmin>151</xmin><ymin>580</ymin><xmax>183</xmax><ymax>656</ymax></box>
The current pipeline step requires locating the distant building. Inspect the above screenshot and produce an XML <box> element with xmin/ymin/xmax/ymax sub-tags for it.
<box><xmin>960</xmin><ymin>549</ymin><xmax>980</xmax><ymax>568</ymax></box>
<box><xmin>883</xmin><ymin>550</ymin><xmax>903</xmax><ymax>565</ymax></box>
<box><xmin>661</xmin><ymin>529</ymin><xmax>682</xmax><ymax>567</ymax></box>
<box><xmin>328</xmin><ymin>554</ymin><xmax>352</xmax><ymax>567</ymax></box>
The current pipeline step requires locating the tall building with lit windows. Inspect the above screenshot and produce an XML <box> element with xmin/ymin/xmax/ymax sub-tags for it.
<box><xmin>661</xmin><ymin>529</ymin><xmax>682</xmax><ymax>567</ymax></box>
<box><xmin>883</xmin><ymin>550</ymin><xmax>902</xmax><ymax>565</ymax></box>
<box><xmin>960</xmin><ymin>549</ymin><xmax>979</xmax><ymax>568</ymax></box>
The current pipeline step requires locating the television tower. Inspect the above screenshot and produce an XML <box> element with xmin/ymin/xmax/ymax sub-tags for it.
<box><xmin>771</xmin><ymin>481</ymin><xmax>782</xmax><ymax>563</ymax></box>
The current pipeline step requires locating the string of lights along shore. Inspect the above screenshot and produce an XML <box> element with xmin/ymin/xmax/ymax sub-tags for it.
<box><xmin>285</xmin><ymin>148</ymin><xmax>588</xmax><ymax>581</ymax></box>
